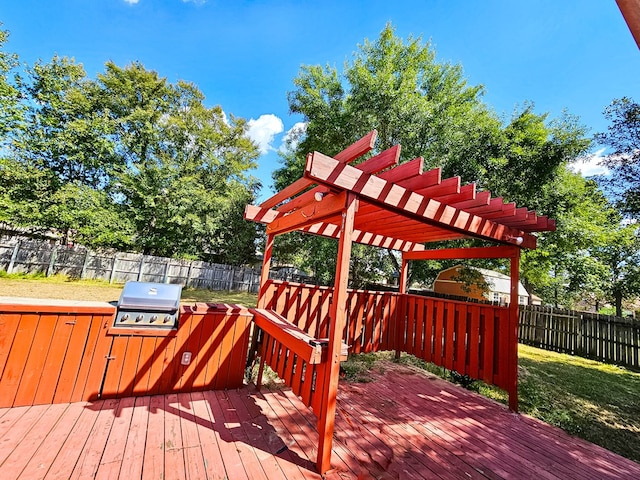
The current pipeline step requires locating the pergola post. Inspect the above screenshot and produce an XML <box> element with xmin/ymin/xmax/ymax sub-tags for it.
<box><xmin>254</xmin><ymin>232</ymin><xmax>275</xmax><ymax>389</ymax></box>
<box><xmin>395</xmin><ymin>258</ymin><xmax>410</xmax><ymax>359</ymax></box>
<box><xmin>257</xmin><ymin>233</ymin><xmax>275</xmax><ymax>309</ymax></box>
<box><xmin>508</xmin><ymin>249</ymin><xmax>521</xmax><ymax>412</ymax></box>
<box><xmin>316</xmin><ymin>193</ymin><xmax>357</xmax><ymax>474</ymax></box>
<box><xmin>399</xmin><ymin>258</ymin><xmax>409</xmax><ymax>294</ymax></box>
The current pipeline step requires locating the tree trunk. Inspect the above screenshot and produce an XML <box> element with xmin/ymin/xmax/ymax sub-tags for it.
<box><xmin>615</xmin><ymin>292</ymin><xmax>623</xmax><ymax>317</ymax></box>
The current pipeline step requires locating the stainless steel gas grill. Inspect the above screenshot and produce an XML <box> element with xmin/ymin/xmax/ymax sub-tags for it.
<box><xmin>114</xmin><ymin>281</ymin><xmax>182</xmax><ymax>329</ymax></box>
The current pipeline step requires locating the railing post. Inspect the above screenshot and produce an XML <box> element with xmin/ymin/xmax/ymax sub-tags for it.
<box><xmin>394</xmin><ymin>293</ymin><xmax>406</xmax><ymax>360</ymax></box>
<box><xmin>257</xmin><ymin>233</ymin><xmax>275</xmax><ymax>309</ymax></box>
<box><xmin>395</xmin><ymin>258</ymin><xmax>409</xmax><ymax>359</ymax></box>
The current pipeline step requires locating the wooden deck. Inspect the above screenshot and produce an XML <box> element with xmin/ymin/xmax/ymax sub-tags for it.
<box><xmin>1</xmin><ymin>361</ymin><xmax>638</xmax><ymax>480</ymax></box>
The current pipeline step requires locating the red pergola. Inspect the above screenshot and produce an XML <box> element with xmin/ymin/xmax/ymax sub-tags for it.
<box><xmin>244</xmin><ymin>130</ymin><xmax>555</xmax><ymax>473</ymax></box>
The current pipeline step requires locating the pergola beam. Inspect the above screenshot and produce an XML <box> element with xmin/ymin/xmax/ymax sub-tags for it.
<box><xmin>617</xmin><ymin>0</ymin><xmax>640</xmax><ymax>49</ymax></box>
<box><xmin>305</xmin><ymin>151</ymin><xmax>538</xmax><ymax>249</ymax></box>
<box><xmin>402</xmin><ymin>245</ymin><xmax>520</xmax><ymax>261</ymax></box>
<box><xmin>259</xmin><ymin>130</ymin><xmax>378</xmax><ymax>210</ymax></box>
<box><xmin>265</xmin><ymin>192</ymin><xmax>348</xmax><ymax>237</ymax></box>
<box><xmin>276</xmin><ymin>144</ymin><xmax>401</xmax><ymax>216</ymax></box>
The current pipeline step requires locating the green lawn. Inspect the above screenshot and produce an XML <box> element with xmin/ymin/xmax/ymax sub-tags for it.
<box><xmin>0</xmin><ymin>274</ymin><xmax>258</xmax><ymax>306</ymax></box>
<box><xmin>515</xmin><ymin>344</ymin><xmax>640</xmax><ymax>463</ymax></box>
<box><xmin>180</xmin><ymin>287</ymin><xmax>258</xmax><ymax>306</ymax></box>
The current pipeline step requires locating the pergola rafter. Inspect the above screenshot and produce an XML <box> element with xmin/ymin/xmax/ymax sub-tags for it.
<box><xmin>244</xmin><ymin>130</ymin><xmax>556</xmax><ymax>474</ymax></box>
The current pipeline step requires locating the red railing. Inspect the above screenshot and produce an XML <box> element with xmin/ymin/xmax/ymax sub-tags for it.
<box><xmin>259</xmin><ymin>280</ymin><xmax>511</xmax><ymax>392</ymax></box>
<box><xmin>262</xmin><ymin>280</ymin><xmax>398</xmax><ymax>353</ymax></box>
<box><xmin>396</xmin><ymin>293</ymin><xmax>510</xmax><ymax>390</ymax></box>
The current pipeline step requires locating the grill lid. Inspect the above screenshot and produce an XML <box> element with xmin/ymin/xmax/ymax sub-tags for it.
<box><xmin>117</xmin><ymin>281</ymin><xmax>182</xmax><ymax>311</ymax></box>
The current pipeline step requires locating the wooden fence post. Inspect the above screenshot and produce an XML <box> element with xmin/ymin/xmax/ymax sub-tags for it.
<box><xmin>7</xmin><ymin>242</ymin><xmax>20</xmax><ymax>273</ymax></box>
<box><xmin>137</xmin><ymin>255</ymin><xmax>145</xmax><ymax>281</ymax></box>
<box><xmin>47</xmin><ymin>246</ymin><xmax>58</xmax><ymax>277</ymax></box>
<box><xmin>80</xmin><ymin>249</ymin><xmax>91</xmax><ymax>280</ymax></box>
<box><xmin>163</xmin><ymin>258</ymin><xmax>171</xmax><ymax>283</ymax></box>
<box><xmin>109</xmin><ymin>253</ymin><xmax>118</xmax><ymax>284</ymax></box>
<box><xmin>186</xmin><ymin>262</ymin><xmax>194</xmax><ymax>287</ymax></box>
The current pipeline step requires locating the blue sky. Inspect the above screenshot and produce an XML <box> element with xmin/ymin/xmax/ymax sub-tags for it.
<box><xmin>1</xmin><ymin>1</ymin><xmax>638</xmax><ymax>201</ymax></box>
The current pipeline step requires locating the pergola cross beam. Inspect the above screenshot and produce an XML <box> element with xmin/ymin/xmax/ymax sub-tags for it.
<box><xmin>304</xmin><ymin>150</ymin><xmax>541</xmax><ymax>249</ymax></box>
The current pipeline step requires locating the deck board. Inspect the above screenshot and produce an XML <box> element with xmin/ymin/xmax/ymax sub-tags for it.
<box><xmin>1</xmin><ymin>360</ymin><xmax>639</xmax><ymax>480</ymax></box>
<box><xmin>18</xmin><ymin>401</ymin><xmax>86</xmax><ymax>480</ymax></box>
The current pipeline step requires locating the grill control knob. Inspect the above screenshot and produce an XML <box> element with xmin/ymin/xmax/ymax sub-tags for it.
<box><xmin>150</xmin><ymin>315</ymin><xmax>158</xmax><ymax>322</ymax></box>
<box><xmin>136</xmin><ymin>314</ymin><xmax>144</xmax><ymax>322</ymax></box>
<box><xmin>164</xmin><ymin>315</ymin><xmax>172</xmax><ymax>323</ymax></box>
<box><xmin>122</xmin><ymin>314</ymin><xmax>129</xmax><ymax>321</ymax></box>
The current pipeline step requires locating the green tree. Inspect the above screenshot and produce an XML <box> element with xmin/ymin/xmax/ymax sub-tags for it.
<box><xmin>96</xmin><ymin>61</ymin><xmax>260</xmax><ymax>262</ymax></box>
<box><xmin>282</xmin><ymin>24</ymin><xmax>498</xmax><ymax>185</ymax></box>
<box><xmin>0</xmin><ymin>157</ymin><xmax>54</xmax><ymax>227</ymax></box>
<box><xmin>595</xmin><ymin>97</ymin><xmax>640</xmax><ymax>218</ymax></box>
<box><xmin>4</xmin><ymin>54</ymin><xmax>125</xmax><ymax>244</ymax></box>
<box><xmin>486</xmin><ymin>108</ymin><xmax>590</xmax><ymax>213</ymax></box>
<box><xmin>274</xmin><ymin>24</ymin><xmax>590</xmax><ymax>289</ymax></box>
<box><xmin>590</xmin><ymin>222</ymin><xmax>640</xmax><ymax>316</ymax></box>
<box><xmin>521</xmin><ymin>169</ymin><xmax>634</xmax><ymax>310</ymax></box>
<box><xmin>1</xmin><ymin>46</ymin><xmax>261</xmax><ymax>262</ymax></box>
<box><xmin>19</xmin><ymin>56</ymin><xmax>116</xmax><ymax>188</ymax></box>
<box><xmin>0</xmin><ymin>27</ymin><xmax>23</xmax><ymax>144</ymax></box>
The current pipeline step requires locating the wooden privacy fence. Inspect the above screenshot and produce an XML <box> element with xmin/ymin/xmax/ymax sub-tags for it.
<box><xmin>520</xmin><ymin>305</ymin><xmax>640</xmax><ymax>370</ymax></box>
<box><xmin>258</xmin><ymin>280</ymin><xmax>511</xmax><ymax>391</ymax></box>
<box><xmin>0</xmin><ymin>240</ymin><xmax>261</xmax><ymax>291</ymax></box>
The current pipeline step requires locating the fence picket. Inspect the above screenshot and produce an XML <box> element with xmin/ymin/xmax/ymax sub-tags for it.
<box><xmin>0</xmin><ymin>238</ymin><xmax>267</xmax><ymax>292</ymax></box>
<box><xmin>520</xmin><ymin>305</ymin><xmax>639</xmax><ymax>371</ymax></box>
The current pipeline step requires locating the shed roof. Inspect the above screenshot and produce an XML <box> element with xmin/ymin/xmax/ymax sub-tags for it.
<box><xmin>436</xmin><ymin>265</ymin><xmax>530</xmax><ymax>297</ymax></box>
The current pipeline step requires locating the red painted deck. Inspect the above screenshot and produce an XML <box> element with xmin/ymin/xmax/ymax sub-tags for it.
<box><xmin>1</xmin><ymin>361</ymin><xmax>637</xmax><ymax>480</ymax></box>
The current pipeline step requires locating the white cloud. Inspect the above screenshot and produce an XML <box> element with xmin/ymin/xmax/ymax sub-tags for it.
<box><xmin>247</xmin><ymin>114</ymin><xmax>284</xmax><ymax>154</ymax></box>
<box><xmin>572</xmin><ymin>148</ymin><xmax>610</xmax><ymax>177</ymax></box>
<box><xmin>123</xmin><ymin>0</ymin><xmax>139</xmax><ymax>4</ymax></box>
<box><xmin>182</xmin><ymin>0</ymin><xmax>207</xmax><ymax>5</ymax></box>
<box><xmin>280</xmin><ymin>122</ymin><xmax>307</xmax><ymax>153</ymax></box>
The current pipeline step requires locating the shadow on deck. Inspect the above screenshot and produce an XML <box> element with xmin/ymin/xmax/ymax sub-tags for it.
<box><xmin>1</xmin><ymin>360</ymin><xmax>638</xmax><ymax>480</ymax></box>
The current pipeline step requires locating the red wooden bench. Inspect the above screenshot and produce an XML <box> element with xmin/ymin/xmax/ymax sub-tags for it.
<box><xmin>250</xmin><ymin>308</ymin><xmax>347</xmax><ymax>414</ymax></box>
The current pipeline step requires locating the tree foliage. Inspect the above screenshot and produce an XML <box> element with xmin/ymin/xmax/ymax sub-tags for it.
<box><xmin>0</xmin><ymin>29</ymin><xmax>261</xmax><ymax>264</ymax></box>
<box><xmin>0</xmin><ymin>27</ymin><xmax>22</xmax><ymax>143</ymax></box>
<box><xmin>275</xmin><ymin>24</ymin><xmax>592</xmax><ymax>296</ymax></box>
<box><xmin>521</xmin><ymin>170</ymin><xmax>615</xmax><ymax>308</ymax></box>
<box><xmin>95</xmin><ymin>61</ymin><xmax>260</xmax><ymax>259</ymax></box>
<box><xmin>595</xmin><ymin>97</ymin><xmax>640</xmax><ymax>218</ymax></box>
